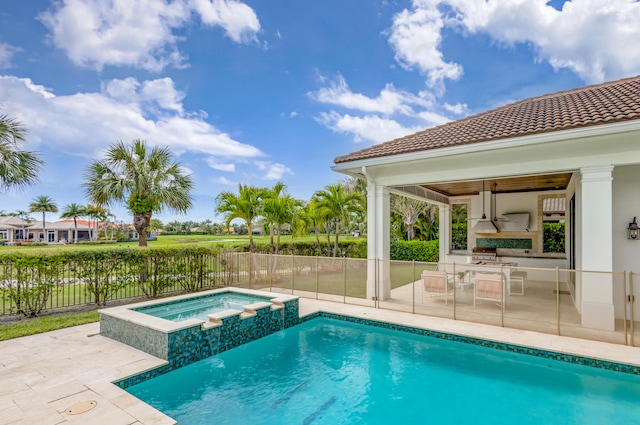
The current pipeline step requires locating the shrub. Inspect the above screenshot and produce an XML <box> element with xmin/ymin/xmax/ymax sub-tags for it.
<box><xmin>543</xmin><ymin>222</ymin><xmax>565</xmax><ymax>253</ymax></box>
<box><xmin>390</xmin><ymin>239</ymin><xmax>439</xmax><ymax>262</ymax></box>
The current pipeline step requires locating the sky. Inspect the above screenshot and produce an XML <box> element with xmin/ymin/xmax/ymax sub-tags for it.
<box><xmin>1</xmin><ymin>0</ymin><xmax>640</xmax><ymax>225</ymax></box>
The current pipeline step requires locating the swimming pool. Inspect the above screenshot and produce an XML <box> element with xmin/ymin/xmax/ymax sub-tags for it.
<box><xmin>126</xmin><ymin>317</ymin><xmax>640</xmax><ymax>424</ymax></box>
<box><xmin>133</xmin><ymin>292</ymin><xmax>271</xmax><ymax>322</ymax></box>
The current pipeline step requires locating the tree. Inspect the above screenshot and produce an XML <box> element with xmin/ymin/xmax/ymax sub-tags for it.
<box><xmin>261</xmin><ymin>182</ymin><xmax>286</xmax><ymax>253</ymax></box>
<box><xmin>12</xmin><ymin>210</ymin><xmax>32</xmax><ymax>241</ymax></box>
<box><xmin>215</xmin><ymin>184</ymin><xmax>265</xmax><ymax>252</ymax></box>
<box><xmin>83</xmin><ymin>139</ymin><xmax>193</xmax><ymax>247</ymax></box>
<box><xmin>85</xmin><ymin>204</ymin><xmax>106</xmax><ymax>241</ymax></box>
<box><xmin>313</xmin><ymin>184</ymin><xmax>364</xmax><ymax>257</ymax></box>
<box><xmin>391</xmin><ymin>195</ymin><xmax>429</xmax><ymax>241</ymax></box>
<box><xmin>29</xmin><ymin>195</ymin><xmax>58</xmax><ymax>242</ymax></box>
<box><xmin>60</xmin><ymin>203</ymin><xmax>87</xmax><ymax>243</ymax></box>
<box><xmin>262</xmin><ymin>182</ymin><xmax>302</xmax><ymax>254</ymax></box>
<box><xmin>149</xmin><ymin>218</ymin><xmax>164</xmax><ymax>234</ymax></box>
<box><xmin>0</xmin><ymin>114</ymin><xmax>43</xmax><ymax>191</ymax></box>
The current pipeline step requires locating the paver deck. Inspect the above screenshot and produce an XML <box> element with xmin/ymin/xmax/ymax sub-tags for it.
<box><xmin>2</xmin><ymin>298</ymin><xmax>639</xmax><ymax>424</ymax></box>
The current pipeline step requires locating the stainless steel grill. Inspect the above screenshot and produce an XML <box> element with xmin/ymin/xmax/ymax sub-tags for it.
<box><xmin>471</xmin><ymin>247</ymin><xmax>497</xmax><ymax>262</ymax></box>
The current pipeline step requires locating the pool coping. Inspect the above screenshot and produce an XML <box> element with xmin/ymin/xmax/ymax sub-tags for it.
<box><xmin>99</xmin><ymin>287</ymin><xmax>298</xmax><ymax>333</ymax></box>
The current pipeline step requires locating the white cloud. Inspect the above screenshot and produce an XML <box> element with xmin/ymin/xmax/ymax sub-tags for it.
<box><xmin>443</xmin><ymin>102</ymin><xmax>468</xmax><ymax>115</ymax></box>
<box><xmin>205</xmin><ymin>158</ymin><xmax>236</xmax><ymax>171</ymax></box>
<box><xmin>317</xmin><ymin>111</ymin><xmax>423</xmax><ymax>144</ymax></box>
<box><xmin>0</xmin><ymin>43</ymin><xmax>20</xmax><ymax>69</ymax></box>
<box><xmin>190</xmin><ymin>0</ymin><xmax>261</xmax><ymax>43</ymax></box>
<box><xmin>393</xmin><ymin>0</ymin><xmax>640</xmax><ymax>85</ymax></box>
<box><xmin>214</xmin><ymin>176</ymin><xmax>235</xmax><ymax>185</ymax></box>
<box><xmin>39</xmin><ymin>0</ymin><xmax>261</xmax><ymax>72</ymax></box>
<box><xmin>310</xmin><ymin>75</ymin><xmax>454</xmax><ymax>145</ymax></box>
<box><xmin>0</xmin><ymin>75</ymin><xmax>264</xmax><ymax>160</ymax></box>
<box><xmin>388</xmin><ymin>0</ymin><xmax>463</xmax><ymax>88</ymax></box>
<box><xmin>449</xmin><ymin>0</ymin><xmax>640</xmax><ymax>83</ymax></box>
<box><xmin>309</xmin><ymin>74</ymin><xmax>433</xmax><ymax>115</ymax></box>
<box><xmin>255</xmin><ymin>161</ymin><xmax>293</xmax><ymax>180</ymax></box>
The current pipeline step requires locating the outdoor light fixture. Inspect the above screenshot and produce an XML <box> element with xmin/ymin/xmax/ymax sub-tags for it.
<box><xmin>628</xmin><ymin>217</ymin><xmax>639</xmax><ymax>240</ymax></box>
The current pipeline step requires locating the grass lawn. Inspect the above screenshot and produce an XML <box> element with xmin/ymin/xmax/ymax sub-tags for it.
<box><xmin>0</xmin><ymin>310</ymin><xmax>100</xmax><ymax>341</ymax></box>
<box><xmin>0</xmin><ymin>234</ymin><xmax>339</xmax><ymax>252</ymax></box>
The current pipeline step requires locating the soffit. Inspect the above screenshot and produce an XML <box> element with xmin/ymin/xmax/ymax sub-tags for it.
<box><xmin>422</xmin><ymin>173</ymin><xmax>573</xmax><ymax>197</ymax></box>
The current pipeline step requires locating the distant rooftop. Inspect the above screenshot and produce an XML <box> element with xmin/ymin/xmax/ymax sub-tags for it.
<box><xmin>543</xmin><ymin>198</ymin><xmax>565</xmax><ymax>214</ymax></box>
<box><xmin>335</xmin><ymin>75</ymin><xmax>640</xmax><ymax>164</ymax></box>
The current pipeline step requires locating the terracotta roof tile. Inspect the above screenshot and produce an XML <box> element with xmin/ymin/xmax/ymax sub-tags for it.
<box><xmin>334</xmin><ymin>75</ymin><xmax>640</xmax><ymax>164</ymax></box>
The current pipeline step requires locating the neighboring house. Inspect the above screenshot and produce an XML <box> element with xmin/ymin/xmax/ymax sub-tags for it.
<box><xmin>0</xmin><ymin>216</ymin><xmax>30</xmax><ymax>244</ymax></box>
<box><xmin>0</xmin><ymin>218</ymin><xmax>96</xmax><ymax>243</ymax></box>
<box><xmin>332</xmin><ymin>75</ymin><xmax>640</xmax><ymax>332</ymax></box>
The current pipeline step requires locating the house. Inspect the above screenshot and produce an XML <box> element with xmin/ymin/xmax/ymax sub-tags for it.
<box><xmin>0</xmin><ymin>217</ymin><xmax>96</xmax><ymax>244</ymax></box>
<box><xmin>332</xmin><ymin>75</ymin><xmax>640</xmax><ymax>332</ymax></box>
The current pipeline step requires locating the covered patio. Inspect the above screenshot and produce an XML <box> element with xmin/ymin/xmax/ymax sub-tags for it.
<box><xmin>331</xmin><ymin>75</ymin><xmax>640</xmax><ymax>334</ymax></box>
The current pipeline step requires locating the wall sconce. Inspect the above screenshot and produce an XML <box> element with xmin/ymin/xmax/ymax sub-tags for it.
<box><xmin>628</xmin><ymin>217</ymin><xmax>639</xmax><ymax>240</ymax></box>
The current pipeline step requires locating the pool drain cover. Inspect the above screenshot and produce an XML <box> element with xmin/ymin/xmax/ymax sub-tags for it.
<box><xmin>65</xmin><ymin>400</ymin><xmax>97</xmax><ymax>415</ymax></box>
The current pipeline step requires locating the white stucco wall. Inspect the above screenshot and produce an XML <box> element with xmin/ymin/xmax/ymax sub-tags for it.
<box><xmin>612</xmin><ymin>164</ymin><xmax>640</xmax><ymax>320</ymax></box>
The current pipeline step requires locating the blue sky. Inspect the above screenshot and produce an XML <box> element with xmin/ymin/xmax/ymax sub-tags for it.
<box><xmin>1</xmin><ymin>0</ymin><xmax>639</xmax><ymax>224</ymax></box>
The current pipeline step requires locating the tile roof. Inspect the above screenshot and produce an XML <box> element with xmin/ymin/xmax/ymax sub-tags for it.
<box><xmin>543</xmin><ymin>198</ymin><xmax>565</xmax><ymax>214</ymax></box>
<box><xmin>334</xmin><ymin>75</ymin><xmax>640</xmax><ymax>164</ymax></box>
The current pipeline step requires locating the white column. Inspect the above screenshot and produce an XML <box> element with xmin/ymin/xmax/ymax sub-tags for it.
<box><xmin>439</xmin><ymin>205</ymin><xmax>450</xmax><ymax>265</ymax></box>
<box><xmin>366</xmin><ymin>181</ymin><xmax>391</xmax><ymax>300</ymax></box>
<box><xmin>580</xmin><ymin>165</ymin><xmax>614</xmax><ymax>331</ymax></box>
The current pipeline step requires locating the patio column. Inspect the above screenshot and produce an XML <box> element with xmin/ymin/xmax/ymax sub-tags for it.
<box><xmin>366</xmin><ymin>180</ymin><xmax>391</xmax><ymax>301</ymax></box>
<box><xmin>439</xmin><ymin>205</ymin><xmax>450</xmax><ymax>265</ymax></box>
<box><xmin>580</xmin><ymin>165</ymin><xmax>614</xmax><ymax>331</ymax></box>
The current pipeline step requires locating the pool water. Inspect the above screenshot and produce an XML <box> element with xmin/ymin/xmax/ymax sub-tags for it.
<box><xmin>127</xmin><ymin>318</ymin><xmax>640</xmax><ymax>424</ymax></box>
<box><xmin>133</xmin><ymin>292</ymin><xmax>270</xmax><ymax>322</ymax></box>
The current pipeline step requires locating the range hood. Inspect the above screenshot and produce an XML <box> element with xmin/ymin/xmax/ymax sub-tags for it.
<box><xmin>473</xmin><ymin>218</ymin><xmax>499</xmax><ymax>233</ymax></box>
<box><xmin>472</xmin><ymin>180</ymin><xmax>499</xmax><ymax>233</ymax></box>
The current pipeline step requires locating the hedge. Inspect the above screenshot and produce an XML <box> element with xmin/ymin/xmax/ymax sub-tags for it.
<box><xmin>390</xmin><ymin>239</ymin><xmax>439</xmax><ymax>262</ymax></box>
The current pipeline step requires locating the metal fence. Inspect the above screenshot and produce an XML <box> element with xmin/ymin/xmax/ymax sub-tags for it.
<box><xmin>0</xmin><ymin>251</ymin><xmax>240</xmax><ymax>316</ymax></box>
<box><xmin>2</xmin><ymin>251</ymin><xmax>638</xmax><ymax>348</ymax></box>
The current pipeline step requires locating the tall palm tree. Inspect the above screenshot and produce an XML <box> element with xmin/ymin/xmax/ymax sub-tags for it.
<box><xmin>0</xmin><ymin>114</ymin><xmax>43</xmax><ymax>191</ymax></box>
<box><xmin>215</xmin><ymin>184</ymin><xmax>265</xmax><ymax>252</ymax></box>
<box><xmin>83</xmin><ymin>139</ymin><xmax>193</xmax><ymax>247</ymax></box>
<box><xmin>261</xmin><ymin>182</ymin><xmax>287</xmax><ymax>254</ymax></box>
<box><xmin>313</xmin><ymin>184</ymin><xmax>364</xmax><ymax>257</ymax></box>
<box><xmin>60</xmin><ymin>203</ymin><xmax>87</xmax><ymax>243</ymax></box>
<box><xmin>29</xmin><ymin>195</ymin><xmax>58</xmax><ymax>242</ymax></box>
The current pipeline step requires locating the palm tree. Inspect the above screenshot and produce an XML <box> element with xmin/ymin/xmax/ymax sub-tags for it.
<box><xmin>83</xmin><ymin>139</ymin><xmax>193</xmax><ymax>247</ymax></box>
<box><xmin>60</xmin><ymin>203</ymin><xmax>87</xmax><ymax>243</ymax></box>
<box><xmin>0</xmin><ymin>114</ymin><xmax>43</xmax><ymax>191</ymax></box>
<box><xmin>391</xmin><ymin>195</ymin><xmax>430</xmax><ymax>241</ymax></box>
<box><xmin>313</xmin><ymin>184</ymin><xmax>364</xmax><ymax>257</ymax></box>
<box><xmin>261</xmin><ymin>182</ymin><xmax>287</xmax><ymax>254</ymax></box>
<box><xmin>262</xmin><ymin>185</ymin><xmax>302</xmax><ymax>254</ymax></box>
<box><xmin>12</xmin><ymin>210</ymin><xmax>32</xmax><ymax>241</ymax></box>
<box><xmin>215</xmin><ymin>184</ymin><xmax>265</xmax><ymax>252</ymax></box>
<box><xmin>29</xmin><ymin>195</ymin><xmax>58</xmax><ymax>242</ymax></box>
